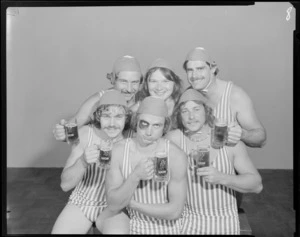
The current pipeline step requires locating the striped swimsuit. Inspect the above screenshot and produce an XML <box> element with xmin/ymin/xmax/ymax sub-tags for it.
<box><xmin>122</xmin><ymin>138</ymin><xmax>181</xmax><ymax>234</ymax></box>
<box><xmin>213</xmin><ymin>81</ymin><xmax>235</xmax><ymax>124</ymax></box>
<box><xmin>68</xmin><ymin>125</ymin><xmax>107</xmax><ymax>222</ymax></box>
<box><xmin>180</xmin><ymin>130</ymin><xmax>240</xmax><ymax>234</ymax></box>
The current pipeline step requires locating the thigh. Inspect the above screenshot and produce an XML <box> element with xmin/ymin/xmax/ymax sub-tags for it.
<box><xmin>96</xmin><ymin>208</ymin><xmax>130</xmax><ymax>234</ymax></box>
<box><xmin>51</xmin><ymin>203</ymin><xmax>92</xmax><ymax>234</ymax></box>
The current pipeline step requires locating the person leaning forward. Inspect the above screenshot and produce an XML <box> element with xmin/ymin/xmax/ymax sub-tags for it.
<box><xmin>104</xmin><ymin>96</ymin><xmax>188</xmax><ymax>234</ymax></box>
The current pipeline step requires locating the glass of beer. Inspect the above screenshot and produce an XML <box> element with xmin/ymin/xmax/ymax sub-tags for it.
<box><xmin>211</xmin><ymin>118</ymin><xmax>228</xmax><ymax>149</ymax></box>
<box><xmin>153</xmin><ymin>151</ymin><xmax>169</xmax><ymax>182</ymax></box>
<box><xmin>98</xmin><ymin>139</ymin><xmax>113</xmax><ymax>169</ymax></box>
<box><xmin>64</xmin><ymin>119</ymin><xmax>79</xmax><ymax>145</ymax></box>
<box><xmin>189</xmin><ymin>145</ymin><xmax>210</xmax><ymax>172</ymax></box>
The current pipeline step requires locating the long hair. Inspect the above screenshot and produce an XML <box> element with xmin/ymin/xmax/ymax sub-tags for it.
<box><xmin>137</xmin><ymin>67</ymin><xmax>182</xmax><ymax>104</ymax></box>
<box><xmin>172</xmin><ymin>100</ymin><xmax>215</xmax><ymax>130</ymax></box>
<box><xmin>130</xmin><ymin>112</ymin><xmax>172</xmax><ymax>136</ymax></box>
<box><xmin>92</xmin><ymin>104</ymin><xmax>130</xmax><ymax>129</ymax></box>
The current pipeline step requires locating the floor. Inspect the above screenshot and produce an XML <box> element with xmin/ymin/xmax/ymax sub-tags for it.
<box><xmin>5</xmin><ymin>168</ymin><xmax>296</xmax><ymax>236</ymax></box>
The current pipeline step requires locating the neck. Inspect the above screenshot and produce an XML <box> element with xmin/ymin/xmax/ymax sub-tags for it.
<box><xmin>111</xmin><ymin>134</ymin><xmax>124</xmax><ymax>143</ymax></box>
<box><xmin>185</xmin><ymin>124</ymin><xmax>209</xmax><ymax>141</ymax></box>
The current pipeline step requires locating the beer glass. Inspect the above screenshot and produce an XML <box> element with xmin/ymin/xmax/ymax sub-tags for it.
<box><xmin>211</xmin><ymin>118</ymin><xmax>228</xmax><ymax>149</ymax></box>
<box><xmin>98</xmin><ymin>139</ymin><xmax>113</xmax><ymax>169</ymax></box>
<box><xmin>189</xmin><ymin>145</ymin><xmax>210</xmax><ymax>172</ymax></box>
<box><xmin>64</xmin><ymin>119</ymin><xmax>79</xmax><ymax>145</ymax></box>
<box><xmin>153</xmin><ymin>151</ymin><xmax>169</xmax><ymax>182</ymax></box>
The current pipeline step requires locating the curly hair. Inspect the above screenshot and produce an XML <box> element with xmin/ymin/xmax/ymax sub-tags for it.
<box><xmin>92</xmin><ymin>104</ymin><xmax>130</xmax><ymax>129</ymax></box>
<box><xmin>172</xmin><ymin>100</ymin><xmax>215</xmax><ymax>130</ymax></box>
<box><xmin>137</xmin><ymin>67</ymin><xmax>182</xmax><ymax>104</ymax></box>
<box><xmin>130</xmin><ymin>112</ymin><xmax>172</xmax><ymax>136</ymax></box>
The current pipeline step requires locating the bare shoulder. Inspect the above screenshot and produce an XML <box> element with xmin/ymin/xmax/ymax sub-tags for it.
<box><xmin>168</xmin><ymin>139</ymin><xmax>187</xmax><ymax>161</ymax></box>
<box><xmin>231</xmin><ymin>83</ymin><xmax>252</xmax><ymax>102</ymax></box>
<box><xmin>165</xmin><ymin>129</ymin><xmax>182</xmax><ymax>147</ymax></box>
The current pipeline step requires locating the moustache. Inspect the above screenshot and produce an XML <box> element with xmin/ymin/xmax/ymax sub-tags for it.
<box><xmin>103</xmin><ymin>126</ymin><xmax>121</xmax><ymax>130</ymax></box>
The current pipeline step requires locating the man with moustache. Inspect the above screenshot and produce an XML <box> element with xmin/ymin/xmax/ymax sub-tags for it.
<box><xmin>52</xmin><ymin>90</ymin><xmax>132</xmax><ymax>234</ymax></box>
<box><xmin>183</xmin><ymin>47</ymin><xmax>266</xmax><ymax>148</ymax></box>
<box><xmin>53</xmin><ymin>55</ymin><xmax>142</xmax><ymax>141</ymax></box>
<box><xmin>104</xmin><ymin>96</ymin><xmax>188</xmax><ymax>234</ymax></box>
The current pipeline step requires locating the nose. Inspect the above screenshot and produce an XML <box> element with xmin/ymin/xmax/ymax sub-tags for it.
<box><xmin>188</xmin><ymin>111</ymin><xmax>194</xmax><ymax>120</ymax></box>
<box><xmin>146</xmin><ymin>125</ymin><xmax>152</xmax><ymax>136</ymax></box>
<box><xmin>126</xmin><ymin>82</ymin><xmax>133</xmax><ymax>92</ymax></box>
<box><xmin>156</xmin><ymin>82</ymin><xmax>163</xmax><ymax>90</ymax></box>
<box><xmin>192</xmin><ymin>70</ymin><xmax>197</xmax><ymax>78</ymax></box>
<box><xmin>110</xmin><ymin>117</ymin><xmax>116</xmax><ymax>126</ymax></box>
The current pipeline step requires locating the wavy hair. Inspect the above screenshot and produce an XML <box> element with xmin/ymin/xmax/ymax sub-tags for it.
<box><xmin>136</xmin><ymin>67</ymin><xmax>182</xmax><ymax>104</ymax></box>
<box><xmin>172</xmin><ymin>100</ymin><xmax>215</xmax><ymax>130</ymax></box>
<box><xmin>92</xmin><ymin>104</ymin><xmax>130</xmax><ymax>129</ymax></box>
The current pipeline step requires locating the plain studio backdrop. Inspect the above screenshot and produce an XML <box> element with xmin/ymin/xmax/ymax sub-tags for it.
<box><xmin>6</xmin><ymin>3</ymin><xmax>294</xmax><ymax>168</ymax></box>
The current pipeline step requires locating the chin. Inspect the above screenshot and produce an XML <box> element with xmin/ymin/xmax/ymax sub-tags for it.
<box><xmin>104</xmin><ymin>130</ymin><xmax>121</xmax><ymax>139</ymax></box>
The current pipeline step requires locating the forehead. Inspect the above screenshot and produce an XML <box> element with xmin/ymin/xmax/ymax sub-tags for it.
<box><xmin>101</xmin><ymin>105</ymin><xmax>126</xmax><ymax>114</ymax></box>
<box><xmin>117</xmin><ymin>71</ymin><xmax>141</xmax><ymax>81</ymax></box>
<box><xmin>181</xmin><ymin>100</ymin><xmax>204</xmax><ymax>109</ymax></box>
<box><xmin>149</xmin><ymin>69</ymin><xmax>166</xmax><ymax>80</ymax></box>
<box><xmin>186</xmin><ymin>60</ymin><xmax>208</xmax><ymax>69</ymax></box>
<box><xmin>138</xmin><ymin>113</ymin><xmax>165</xmax><ymax>124</ymax></box>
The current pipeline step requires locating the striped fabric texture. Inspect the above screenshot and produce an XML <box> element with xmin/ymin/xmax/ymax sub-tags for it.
<box><xmin>180</xmin><ymin>81</ymin><xmax>240</xmax><ymax>235</ymax></box>
<box><xmin>68</xmin><ymin>125</ymin><xmax>107</xmax><ymax>222</ymax></box>
<box><xmin>122</xmin><ymin>138</ymin><xmax>181</xmax><ymax>234</ymax></box>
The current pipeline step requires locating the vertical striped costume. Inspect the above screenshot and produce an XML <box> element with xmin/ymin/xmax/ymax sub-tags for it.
<box><xmin>181</xmin><ymin>81</ymin><xmax>239</xmax><ymax>234</ymax></box>
<box><xmin>68</xmin><ymin>125</ymin><xmax>134</xmax><ymax>222</ymax></box>
<box><xmin>122</xmin><ymin>138</ymin><xmax>181</xmax><ymax>234</ymax></box>
<box><xmin>67</xmin><ymin>125</ymin><xmax>107</xmax><ymax>222</ymax></box>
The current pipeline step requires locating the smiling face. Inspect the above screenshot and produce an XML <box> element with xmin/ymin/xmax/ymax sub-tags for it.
<box><xmin>186</xmin><ymin>61</ymin><xmax>214</xmax><ymax>91</ymax></box>
<box><xmin>147</xmin><ymin>69</ymin><xmax>175</xmax><ymax>100</ymax></box>
<box><xmin>99</xmin><ymin>105</ymin><xmax>126</xmax><ymax>139</ymax></box>
<box><xmin>136</xmin><ymin>113</ymin><xmax>165</xmax><ymax>146</ymax></box>
<box><xmin>180</xmin><ymin>100</ymin><xmax>206</xmax><ymax>132</ymax></box>
<box><xmin>114</xmin><ymin>71</ymin><xmax>141</xmax><ymax>103</ymax></box>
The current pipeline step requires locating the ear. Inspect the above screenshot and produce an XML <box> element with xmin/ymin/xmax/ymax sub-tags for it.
<box><xmin>106</xmin><ymin>72</ymin><xmax>115</xmax><ymax>85</ymax></box>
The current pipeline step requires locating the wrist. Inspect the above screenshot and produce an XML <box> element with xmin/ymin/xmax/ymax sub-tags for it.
<box><xmin>220</xmin><ymin>173</ymin><xmax>230</xmax><ymax>186</ymax></box>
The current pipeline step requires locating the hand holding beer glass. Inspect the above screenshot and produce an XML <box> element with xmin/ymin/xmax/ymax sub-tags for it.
<box><xmin>152</xmin><ymin>151</ymin><xmax>169</xmax><ymax>182</ymax></box>
<box><xmin>211</xmin><ymin>118</ymin><xmax>228</xmax><ymax>149</ymax></box>
<box><xmin>97</xmin><ymin>139</ymin><xmax>113</xmax><ymax>169</ymax></box>
<box><xmin>189</xmin><ymin>145</ymin><xmax>210</xmax><ymax>174</ymax></box>
<box><xmin>64</xmin><ymin>119</ymin><xmax>80</xmax><ymax>145</ymax></box>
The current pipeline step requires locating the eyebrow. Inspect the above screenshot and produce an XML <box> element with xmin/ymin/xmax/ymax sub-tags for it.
<box><xmin>140</xmin><ymin>119</ymin><xmax>163</xmax><ymax>126</ymax></box>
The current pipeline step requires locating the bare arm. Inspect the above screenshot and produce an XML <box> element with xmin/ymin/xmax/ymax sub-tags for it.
<box><xmin>128</xmin><ymin>144</ymin><xmax>188</xmax><ymax>220</ymax></box>
<box><xmin>69</xmin><ymin>92</ymin><xmax>102</xmax><ymax>128</ymax></box>
<box><xmin>232</xmin><ymin>86</ymin><xmax>267</xmax><ymax>148</ymax></box>
<box><xmin>197</xmin><ymin>142</ymin><xmax>263</xmax><ymax>194</ymax></box>
<box><xmin>60</xmin><ymin>126</ymin><xmax>91</xmax><ymax>192</ymax></box>
<box><xmin>105</xmin><ymin>142</ymin><xmax>154</xmax><ymax>213</ymax></box>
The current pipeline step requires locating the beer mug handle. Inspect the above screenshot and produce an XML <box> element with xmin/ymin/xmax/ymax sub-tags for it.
<box><xmin>188</xmin><ymin>150</ymin><xmax>196</xmax><ymax>170</ymax></box>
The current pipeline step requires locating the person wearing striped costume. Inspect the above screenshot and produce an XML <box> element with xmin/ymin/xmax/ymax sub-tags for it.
<box><xmin>52</xmin><ymin>55</ymin><xmax>142</xmax><ymax>142</ymax></box>
<box><xmin>182</xmin><ymin>47</ymin><xmax>267</xmax><ymax>209</ymax></box>
<box><xmin>105</xmin><ymin>96</ymin><xmax>188</xmax><ymax>234</ymax></box>
<box><xmin>165</xmin><ymin>88</ymin><xmax>263</xmax><ymax>235</ymax></box>
<box><xmin>52</xmin><ymin>90</ymin><xmax>133</xmax><ymax>234</ymax></box>
<box><xmin>183</xmin><ymin>47</ymin><xmax>266</xmax><ymax>148</ymax></box>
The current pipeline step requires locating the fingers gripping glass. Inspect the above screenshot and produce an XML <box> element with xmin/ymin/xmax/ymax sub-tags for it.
<box><xmin>64</xmin><ymin>119</ymin><xmax>80</xmax><ymax>145</ymax></box>
<box><xmin>97</xmin><ymin>139</ymin><xmax>113</xmax><ymax>169</ymax></box>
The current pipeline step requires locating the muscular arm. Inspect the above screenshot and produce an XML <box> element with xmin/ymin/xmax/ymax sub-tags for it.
<box><xmin>105</xmin><ymin>142</ymin><xmax>141</xmax><ymax>213</ymax></box>
<box><xmin>60</xmin><ymin>127</ymin><xmax>89</xmax><ymax>192</ymax></box>
<box><xmin>128</xmin><ymin>144</ymin><xmax>188</xmax><ymax>220</ymax></box>
<box><xmin>232</xmin><ymin>86</ymin><xmax>267</xmax><ymax>148</ymax></box>
<box><xmin>69</xmin><ymin>92</ymin><xmax>102</xmax><ymax>128</ymax></box>
<box><xmin>220</xmin><ymin>142</ymin><xmax>263</xmax><ymax>193</ymax></box>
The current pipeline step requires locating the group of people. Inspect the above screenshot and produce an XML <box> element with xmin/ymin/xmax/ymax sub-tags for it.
<box><xmin>51</xmin><ymin>47</ymin><xmax>266</xmax><ymax>235</ymax></box>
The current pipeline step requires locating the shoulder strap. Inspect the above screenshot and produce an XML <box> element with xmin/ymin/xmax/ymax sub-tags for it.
<box><xmin>87</xmin><ymin>124</ymin><xmax>93</xmax><ymax>147</ymax></box>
